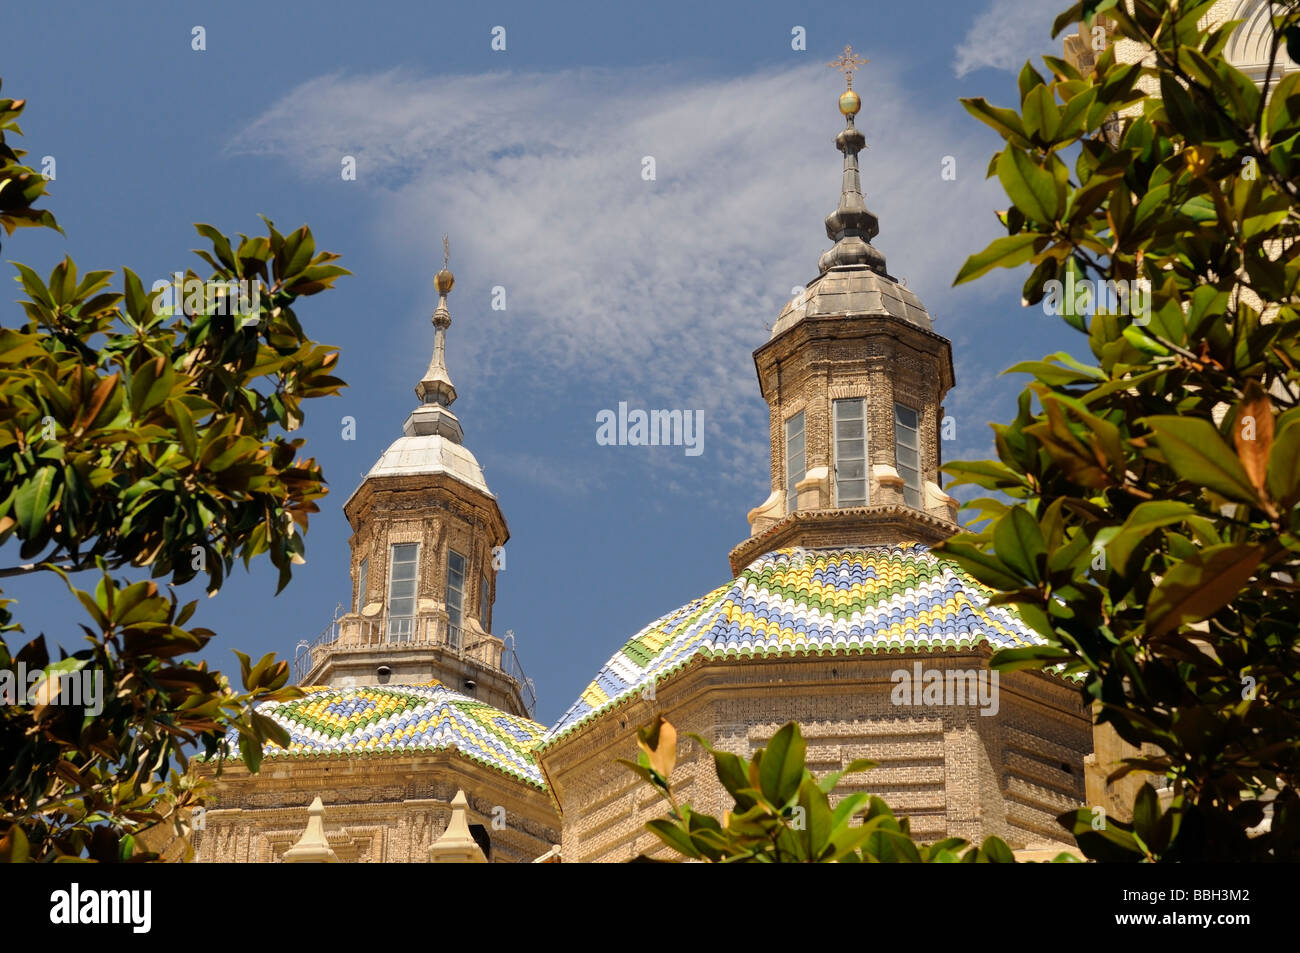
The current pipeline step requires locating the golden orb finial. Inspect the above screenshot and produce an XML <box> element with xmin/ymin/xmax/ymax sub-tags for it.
<box><xmin>828</xmin><ymin>45</ymin><xmax>867</xmax><ymax>116</ymax></box>
<box><xmin>434</xmin><ymin>234</ymin><xmax>454</xmax><ymax>293</ymax></box>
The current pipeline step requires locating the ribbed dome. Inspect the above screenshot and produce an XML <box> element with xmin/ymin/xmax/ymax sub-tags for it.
<box><xmin>772</xmin><ymin>266</ymin><xmax>934</xmax><ymax>340</ymax></box>
<box><xmin>544</xmin><ymin>544</ymin><xmax>1045</xmax><ymax>744</ymax></box>
<box><xmin>355</xmin><ymin>433</ymin><xmax>493</xmax><ymax>496</ymax></box>
<box><xmin>225</xmin><ymin>682</ymin><xmax>547</xmax><ymax>786</ymax></box>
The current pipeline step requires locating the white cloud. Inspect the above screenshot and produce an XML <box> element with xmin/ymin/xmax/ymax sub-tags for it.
<box><xmin>230</xmin><ymin>61</ymin><xmax>1014</xmax><ymax>489</ymax></box>
<box><xmin>953</xmin><ymin>0</ymin><xmax>1063</xmax><ymax>78</ymax></box>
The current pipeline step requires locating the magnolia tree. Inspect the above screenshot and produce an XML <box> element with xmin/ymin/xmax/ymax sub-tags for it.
<box><xmin>937</xmin><ymin>0</ymin><xmax>1300</xmax><ymax>860</ymax></box>
<box><xmin>0</xmin><ymin>81</ymin><xmax>347</xmax><ymax>861</ymax></box>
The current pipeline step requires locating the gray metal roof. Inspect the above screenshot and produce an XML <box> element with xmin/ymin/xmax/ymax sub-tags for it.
<box><xmin>771</xmin><ymin>265</ymin><xmax>934</xmax><ymax>339</ymax></box>
<box><xmin>359</xmin><ymin>433</ymin><xmax>493</xmax><ymax>497</ymax></box>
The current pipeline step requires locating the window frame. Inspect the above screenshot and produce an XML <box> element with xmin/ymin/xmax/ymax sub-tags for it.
<box><xmin>832</xmin><ymin>397</ymin><xmax>868</xmax><ymax>508</ymax></box>
<box><xmin>893</xmin><ymin>402</ymin><xmax>922</xmax><ymax>508</ymax></box>
<box><xmin>356</xmin><ymin>555</ymin><xmax>369</xmax><ymax>612</ymax></box>
<box><xmin>386</xmin><ymin>543</ymin><xmax>419</xmax><ymax>642</ymax></box>
<box><xmin>784</xmin><ymin>410</ymin><xmax>806</xmax><ymax>514</ymax></box>
<box><xmin>446</xmin><ymin>548</ymin><xmax>466</xmax><ymax>650</ymax></box>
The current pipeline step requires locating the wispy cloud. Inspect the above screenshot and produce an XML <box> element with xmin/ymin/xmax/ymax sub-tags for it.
<box><xmin>953</xmin><ymin>0</ymin><xmax>1063</xmax><ymax>78</ymax></box>
<box><xmin>488</xmin><ymin>449</ymin><xmax>605</xmax><ymax>498</ymax></box>
<box><xmin>231</xmin><ymin>60</ymin><xmax>1013</xmax><ymax>489</ymax></box>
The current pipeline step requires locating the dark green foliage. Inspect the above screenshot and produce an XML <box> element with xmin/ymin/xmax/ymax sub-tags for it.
<box><xmin>625</xmin><ymin>717</ymin><xmax>1069</xmax><ymax>863</ymax></box>
<box><xmin>0</xmin><ymin>82</ymin><xmax>347</xmax><ymax>861</ymax></box>
<box><xmin>942</xmin><ymin>0</ymin><xmax>1300</xmax><ymax>860</ymax></box>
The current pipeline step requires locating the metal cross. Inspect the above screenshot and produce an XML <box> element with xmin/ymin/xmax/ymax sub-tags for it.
<box><xmin>828</xmin><ymin>44</ymin><xmax>868</xmax><ymax>89</ymax></box>
<box><xmin>442</xmin><ymin>234</ymin><xmax>450</xmax><ymax>270</ymax></box>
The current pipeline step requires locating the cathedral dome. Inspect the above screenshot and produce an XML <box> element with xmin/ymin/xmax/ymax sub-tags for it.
<box><xmin>544</xmin><ymin>544</ymin><xmax>1046</xmax><ymax>744</ymax></box>
<box><xmin>357</xmin><ymin>432</ymin><xmax>493</xmax><ymax>497</ymax></box>
<box><xmin>772</xmin><ymin>266</ymin><xmax>934</xmax><ymax>340</ymax></box>
<box><xmin>226</xmin><ymin>682</ymin><xmax>547</xmax><ymax>787</ymax></box>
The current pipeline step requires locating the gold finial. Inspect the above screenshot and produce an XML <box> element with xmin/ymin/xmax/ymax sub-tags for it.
<box><xmin>829</xmin><ymin>45</ymin><xmax>866</xmax><ymax>117</ymax></box>
<box><xmin>435</xmin><ymin>233</ymin><xmax>454</xmax><ymax>294</ymax></box>
<box><xmin>828</xmin><ymin>45</ymin><xmax>867</xmax><ymax>89</ymax></box>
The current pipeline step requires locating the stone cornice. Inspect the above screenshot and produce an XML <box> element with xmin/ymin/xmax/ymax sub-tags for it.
<box><xmin>539</xmin><ymin>648</ymin><xmax>1085</xmax><ymax>782</ymax></box>
<box><xmin>754</xmin><ymin>312</ymin><xmax>956</xmax><ymax>398</ymax></box>
<box><xmin>345</xmin><ymin>471</ymin><xmax>508</xmax><ymax>546</ymax></box>
<box><xmin>727</xmin><ymin>504</ymin><xmax>959</xmax><ymax>575</ymax></box>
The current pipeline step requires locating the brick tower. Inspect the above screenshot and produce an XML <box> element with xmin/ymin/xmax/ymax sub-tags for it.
<box><xmin>296</xmin><ymin>241</ymin><xmax>531</xmax><ymax>717</ymax></box>
<box><xmin>730</xmin><ymin>50</ymin><xmax>959</xmax><ymax>573</ymax></box>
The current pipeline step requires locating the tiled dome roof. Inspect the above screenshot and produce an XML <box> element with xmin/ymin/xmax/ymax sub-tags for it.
<box><xmin>544</xmin><ymin>544</ymin><xmax>1045</xmax><ymax>744</ymax></box>
<box><xmin>226</xmin><ymin>682</ymin><xmax>547</xmax><ymax>787</ymax></box>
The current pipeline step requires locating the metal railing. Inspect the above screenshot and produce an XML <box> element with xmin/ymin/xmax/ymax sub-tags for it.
<box><xmin>502</xmin><ymin>629</ymin><xmax>538</xmax><ymax>717</ymax></box>
<box><xmin>293</xmin><ymin>612</ymin><xmax>537</xmax><ymax>716</ymax></box>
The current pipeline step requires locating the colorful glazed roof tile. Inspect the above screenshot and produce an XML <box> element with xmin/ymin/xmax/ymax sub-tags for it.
<box><xmin>544</xmin><ymin>544</ymin><xmax>1045</xmax><ymax>744</ymax></box>
<box><xmin>225</xmin><ymin>682</ymin><xmax>547</xmax><ymax>787</ymax></box>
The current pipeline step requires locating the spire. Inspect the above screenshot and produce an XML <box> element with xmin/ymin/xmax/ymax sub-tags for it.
<box><xmin>404</xmin><ymin>235</ymin><xmax>465</xmax><ymax>442</ymax></box>
<box><xmin>818</xmin><ymin>47</ymin><xmax>887</xmax><ymax>276</ymax></box>
<box><xmin>417</xmin><ymin>235</ymin><xmax>458</xmax><ymax>407</ymax></box>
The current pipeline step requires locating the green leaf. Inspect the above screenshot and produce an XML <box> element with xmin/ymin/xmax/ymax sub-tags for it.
<box><xmin>830</xmin><ymin>792</ymin><xmax>871</xmax><ymax>828</ymax></box>
<box><xmin>1023</xmin><ymin>84</ymin><xmax>1060</xmax><ymax>142</ymax></box>
<box><xmin>239</xmin><ymin>732</ymin><xmax>264</xmax><ymax>773</ymax></box>
<box><xmin>1160</xmin><ymin>72</ymin><xmax>1204</xmax><ymax>143</ymax></box>
<box><xmin>1005</xmin><ymin>357</ymin><xmax>1104</xmax><ymax>387</ymax></box>
<box><xmin>1057</xmin><ymin>85</ymin><xmax>1098</xmax><ymax>138</ymax></box>
<box><xmin>798</xmin><ymin>776</ymin><xmax>834</xmax><ymax>858</ymax></box>
<box><xmin>997</xmin><ymin>145</ymin><xmax>1062</xmax><ymax>223</ymax></box>
<box><xmin>978</xmin><ymin>836</ymin><xmax>1016</xmax><ymax>863</ymax></box>
<box><xmin>128</xmin><ymin>357</ymin><xmax>176</xmax><ymax>416</ymax></box>
<box><xmin>1</xmin><ymin>826</ymin><xmax>31</xmax><ymax>863</ymax></box>
<box><xmin>1018</xmin><ymin>61</ymin><xmax>1047</xmax><ymax>103</ymax></box>
<box><xmin>1267</xmin><ymin>420</ymin><xmax>1300</xmax><ymax>505</ymax></box>
<box><xmin>1051</xmin><ymin>3</ymin><xmax>1085</xmax><ymax>37</ymax></box>
<box><xmin>1105</xmin><ymin>501</ymin><xmax>1201</xmax><ymax>574</ymax></box>
<box><xmin>757</xmin><ymin>722</ymin><xmax>806</xmax><ymax>807</ymax></box>
<box><xmin>960</xmin><ymin>98</ymin><xmax>1028</xmax><ymax>143</ymax></box>
<box><xmin>1144</xmin><ymin>416</ymin><xmax>1260</xmax><ymax>504</ymax></box>
<box><xmin>280</xmin><ymin>226</ymin><xmax>316</xmax><ymax>280</ymax></box>
<box><xmin>1145</xmin><ymin>544</ymin><xmax>1266</xmax><ymax>638</ymax></box>
<box><xmin>991</xmin><ymin>644</ymin><xmax>1074</xmax><ymax>672</ymax></box>
<box><xmin>940</xmin><ymin>540</ymin><xmax>1026</xmax><ymax>591</ymax></box>
<box><xmin>817</xmin><ymin>757</ymin><xmax>876</xmax><ymax>794</ymax></box>
<box><xmin>993</xmin><ymin>506</ymin><xmax>1046</xmax><ymax>583</ymax></box>
<box><xmin>13</xmin><ymin>466</ymin><xmax>56</xmax><ymax>538</ymax></box>
<box><xmin>644</xmin><ymin>819</ymin><xmax>699</xmax><ymax>860</ymax></box>
<box><xmin>954</xmin><ymin>233</ymin><xmax>1040</xmax><ymax>285</ymax></box>
<box><xmin>13</xmin><ymin>261</ymin><xmax>55</xmax><ymax>311</ymax></box>
<box><xmin>1132</xmin><ymin>783</ymin><xmax>1160</xmax><ymax>845</ymax></box>
<box><xmin>195</xmin><ymin>223</ymin><xmax>238</xmax><ymax>273</ymax></box>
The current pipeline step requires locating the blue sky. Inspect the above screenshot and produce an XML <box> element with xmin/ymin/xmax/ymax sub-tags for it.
<box><xmin>4</xmin><ymin>0</ymin><xmax>1080</xmax><ymax>726</ymax></box>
